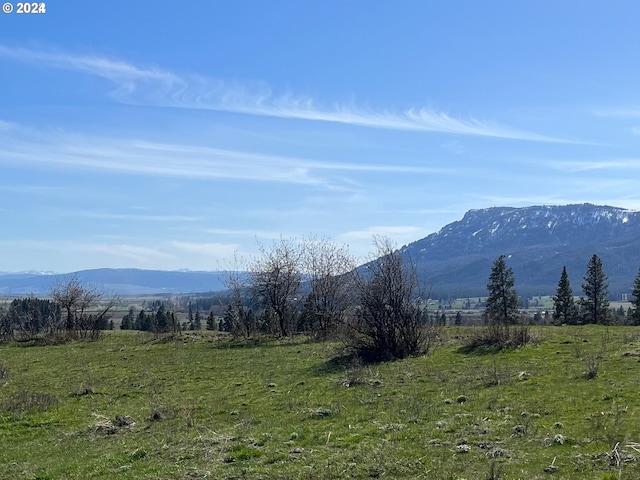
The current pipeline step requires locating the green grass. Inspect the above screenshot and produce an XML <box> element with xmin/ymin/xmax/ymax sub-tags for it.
<box><xmin>1</xmin><ymin>327</ymin><xmax>640</xmax><ymax>479</ymax></box>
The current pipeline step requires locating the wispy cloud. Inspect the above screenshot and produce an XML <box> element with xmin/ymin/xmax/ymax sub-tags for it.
<box><xmin>547</xmin><ymin>158</ymin><xmax>640</xmax><ymax>172</ymax></box>
<box><xmin>170</xmin><ymin>241</ymin><xmax>238</xmax><ymax>258</ymax></box>
<box><xmin>0</xmin><ymin>45</ymin><xmax>570</xmax><ymax>142</ymax></box>
<box><xmin>0</xmin><ymin>123</ymin><xmax>449</xmax><ymax>186</ymax></box>
<box><xmin>205</xmin><ymin>228</ymin><xmax>288</xmax><ymax>239</ymax></box>
<box><xmin>0</xmin><ymin>184</ymin><xmax>65</xmax><ymax>195</ymax></box>
<box><xmin>338</xmin><ymin>225</ymin><xmax>424</xmax><ymax>242</ymax></box>
<box><xmin>0</xmin><ymin>120</ymin><xmax>18</xmax><ymax>131</ymax></box>
<box><xmin>78</xmin><ymin>243</ymin><xmax>173</xmax><ymax>262</ymax></box>
<box><xmin>0</xmin><ymin>45</ymin><xmax>182</xmax><ymax>96</ymax></box>
<box><xmin>0</xmin><ymin>239</ymin><xmax>172</xmax><ymax>263</ymax></box>
<box><xmin>70</xmin><ymin>211</ymin><xmax>202</xmax><ymax>222</ymax></box>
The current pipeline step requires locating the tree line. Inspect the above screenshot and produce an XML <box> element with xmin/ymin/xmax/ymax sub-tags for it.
<box><xmin>0</xmin><ymin>277</ymin><xmax>116</xmax><ymax>342</ymax></box>
<box><xmin>552</xmin><ymin>254</ymin><xmax>640</xmax><ymax>325</ymax></box>
<box><xmin>2</xmin><ymin>238</ymin><xmax>640</xmax><ymax>360</ymax></box>
<box><xmin>463</xmin><ymin>253</ymin><xmax>640</xmax><ymax>350</ymax></box>
<box><xmin>483</xmin><ymin>253</ymin><xmax>640</xmax><ymax>328</ymax></box>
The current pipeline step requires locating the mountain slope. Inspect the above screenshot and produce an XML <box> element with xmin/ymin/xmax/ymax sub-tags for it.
<box><xmin>401</xmin><ymin>204</ymin><xmax>640</xmax><ymax>298</ymax></box>
<box><xmin>2</xmin><ymin>204</ymin><xmax>639</xmax><ymax>299</ymax></box>
<box><xmin>0</xmin><ymin>269</ymin><xmax>228</xmax><ymax>296</ymax></box>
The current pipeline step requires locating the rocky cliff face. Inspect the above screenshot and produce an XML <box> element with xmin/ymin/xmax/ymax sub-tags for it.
<box><xmin>400</xmin><ymin>204</ymin><xmax>640</xmax><ymax>298</ymax></box>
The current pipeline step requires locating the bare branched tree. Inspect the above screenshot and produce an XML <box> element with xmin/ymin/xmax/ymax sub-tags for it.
<box><xmin>249</xmin><ymin>238</ymin><xmax>303</xmax><ymax>337</ymax></box>
<box><xmin>302</xmin><ymin>235</ymin><xmax>355</xmax><ymax>338</ymax></box>
<box><xmin>50</xmin><ymin>276</ymin><xmax>117</xmax><ymax>340</ymax></box>
<box><xmin>222</xmin><ymin>253</ymin><xmax>253</xmax><ymax>338</ymax></box>
<box><xmin>348</xmin><ymin>236</ymin><xmax>425</xmax><ymax>361</ymax></box>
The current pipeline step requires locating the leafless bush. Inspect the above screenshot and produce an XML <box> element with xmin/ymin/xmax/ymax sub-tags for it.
<box><xmin>583</xmin><ymin>354</ymin><xmax>602</xmax><ymax>379</ymax></box>
<box><xmin>462</xmin><ymin>323</ymin><xmax>531</xmax><ymax>352</ymax></box>
<box><xmin>249</xmin><ymin>238</ymin><xmax>303</xmax><ymax>337</ymax></box>
<box><xmin>301</xmin><ymin>235</ymin><xmax>355</xmax><ymax>339</ymax></box>
<box><xmin>50</xmin><ymin>276</ymin><xmax>117</xmax><ymax>340</ymax></box>
<box><xmin>346</xmin><ymin>237</ymin><xmax>426</xmax><ymax>362</ymax></box>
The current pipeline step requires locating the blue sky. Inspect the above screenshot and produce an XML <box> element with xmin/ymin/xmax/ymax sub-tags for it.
<box><xmin>2</xmin><ymin>1</ymin><xmax>640</xmax><ymax>272</ymax></box>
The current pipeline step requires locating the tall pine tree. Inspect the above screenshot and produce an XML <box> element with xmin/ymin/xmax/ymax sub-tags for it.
<box><xmin>631</xmin><ymin>265</ymin><xmax>640</xmax><ymax>325</ymax></box>
<box><xmin>484</xmin><ymin>255</ymin><xmax>520</xmax><ymax>325</ymax></box>
<box><xmin>580</xmin><ymin>254</ymin><xmax>610</xmax><ymax>325</ymax></box>
<box><xmin>206</xmin><ymin>311</ymin><xmax>216</xmax><ymax>330</ymax></box>
<box><xmin>553</xmin><ymin>266</ymin><xmax>578</xmax><ymax>324</ymax></box>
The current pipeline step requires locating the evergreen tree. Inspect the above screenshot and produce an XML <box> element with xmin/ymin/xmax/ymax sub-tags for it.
<box><xmin>194</xmin><ymin>310</ymin><xmax>202</xmax><ymax>330</ymax></box>
<box><xmin>221</xmin><ymin>306</ymin><xmax>234</xmax><ymax>332</ymax></box>
<box><xmin>188</xmin><ymin>303</ymin><xmax>195</xmax><ymax>330</ymax></box>
<box><xmin>206</xmin><ymin>311</ymin><xmax>216</xmax><ymax>330</ymax></box>
<box><xmin>121</xmin><ymin>306</ymin><xmax>135</xmax><ymax>330</ymax></box>
<box><xmin>553</xmin><ymin>266</ymin><xmax>578</xmax><ymax>324</ymax></box>
<box><xmin>167</xmin><ymin>311</ymin><xmax>178</xmax><ymax>334</ymax></box>
<box><xmin>631</xmin><ymin>266</ymin><xmax>640</xmax><ymax>325</ymax></box>
<box><xmin>580</xmin><ymin>254</ymin><xmax>610</xmax><ymax>325</ymax></box>
<box><xmin>484</xmin><ymin>255</ymin><xmax>520</xmax><ymax>325</ymax></box>
<box><xmin>135</xmin><ymin>309</ymin><xmax>145</xmax><ymax>330</ymax></box>
<box><xmin>454</xmin><ymin>311</ymin><xmax>462</xmax><ymax>326</ymax></box>
<box><xmin>155</xmin><ymin>305</ymin><xmax>168</xmax><ymax>332</ymax></box>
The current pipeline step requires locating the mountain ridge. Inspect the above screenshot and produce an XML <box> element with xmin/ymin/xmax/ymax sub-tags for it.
<box><xmin>0</xmin><ymin>268</ymin><xmax>228</xmax><ymax>296</ymax></box>
<box><xmin>2</xmin><ymin>204</ymin><xmax>639</xmax><ymax>299</ymax></box>
<box><xmin>401</xmin><ymin>203</ymin><xmax>640</xmax><ymax>298</ymax></box>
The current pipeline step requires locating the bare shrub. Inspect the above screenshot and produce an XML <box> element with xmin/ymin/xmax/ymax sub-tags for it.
<box><xmin>346</xmin><ymin>237</ymin><xmax>426</xmax><ymax>362</ymax></box>
<box><xmin>50</xmin><ymin>276</ymin><xmax>117</xmax><ymax>340</ymax></box>
<box><xmin>583</xmin><ymin>354</ymin><xmax>602</xmax><ymax>379</ymax></box>
<box><xmin>249</xmin><ymin>238</ymin><xmax>303</xmax><ymax>337</ymax></box>
<box><xmin>301</xmin><ymin>235</ymin><xmax>355</xmax><ymax>339</ymax></box>
<box><xmin>462</xmin><ymin>324</ymin><xmax>531</xmax><ymax>352</ymax></box>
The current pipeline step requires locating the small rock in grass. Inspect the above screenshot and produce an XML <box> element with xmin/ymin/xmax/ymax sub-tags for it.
<box><xmin>456</xmin><ymin>444</ymin><xmax>471</xmax><ymax>453</ymax></box>
<box><xmin>513</xmin><ymin>424</ymin><xmax>527</xmax><ymax>436</ymax></box>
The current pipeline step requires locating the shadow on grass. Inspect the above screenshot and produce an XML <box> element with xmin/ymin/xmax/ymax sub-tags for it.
<box><xmin>457</xmin><ymin>343</ymin><xmax>509</xmax><ymax>355</ymax></box>
<box><xmin>212</xmin><ymin>335</ymin><xmax>316</xmax><ymax>351</ymax></box>
<box><xmin>307</xmin><ymin>350</ymin><xmax>391</xmax><ymax>377</ymax></box>
<box><xmin>306</xmin><ymin>353</ymin><xmax>355</xmax><ymax>376</ymax></box>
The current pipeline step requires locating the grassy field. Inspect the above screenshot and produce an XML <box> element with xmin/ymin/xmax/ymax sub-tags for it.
<box><xmin>1</xmin><ymin>327</ymin><xmax>640</xmax><ymax>479</ymax></box>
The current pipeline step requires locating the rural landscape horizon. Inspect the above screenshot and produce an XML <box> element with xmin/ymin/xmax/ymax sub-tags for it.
<box><xmin>4</xmin><ymin>3</ymin><xmax>640</xmax><ymax>480</ymax></box>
